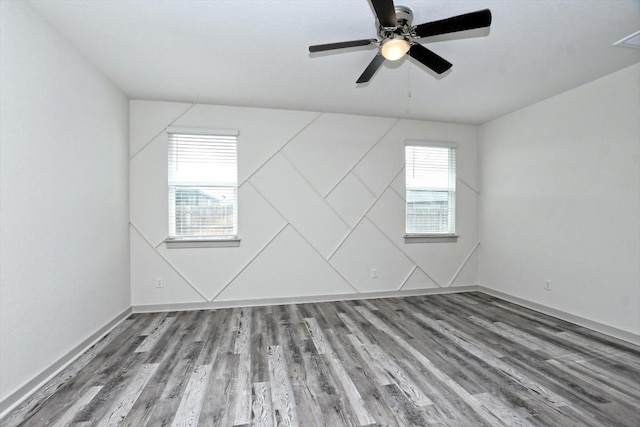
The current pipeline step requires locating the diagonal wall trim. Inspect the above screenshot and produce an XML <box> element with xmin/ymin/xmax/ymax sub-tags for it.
<box><xmin>351</xmin><ymin>150</ymin><xmax>404</xmax><ymax>198</ymax></box>
<box><xmin>129</xmin><ymin>103</ymin><xmax>195</xmax><ymax>160</ymax></box>
<box><xmin>388</xmin><ymin>184</ymin><xmax>404</xmax><ymax>201</ymax></box>
<box><xmin>327</xmin><ymin>203</ymin><xmax>374</xmax><ymax>261</ymax></box>
<box><xmin>328</xmin><ymin>167</ymin><xmax>404</xmax><ymax>260</ymax></box>
<box><xmin>238</xmin><ymin>179</ymin><xmax>288</xmax><ymax>222</ymax></box>
<box><xmin>383</xmin><ymin>171</ymin><xmax>479</xmax><ymax>287</ymax></box>
<box><xmin>246</xmin><ymin>182</ymin><xmax>361</xmax><ymax>295</ymax></box>
<box><xmin>238</xmin><ymin>112</ymin><xmax>323</xmax><ymax>188</ymax></box>
<box><xmin>278</xmin><ymin>224</ymin><xmax>360</xmax><ymax>294</ymax></box>
<box><xmin>323</xmin><ymin>118</ymin><xmax>399</xmax><ymax>199</ymax></box>
<box><xmin>365</xmin><ymin>215</ymin><xmax>443</xmax><ymax>288</ymax></box>
<box><xmin>279</xmin><ymin>150</ymin><xmax>351</xmax><ymax>229</ymax></box>
<box><xmin>155</xmin><ymin>181</ymin><xmax>287</xmax><ymax>249</ymax></box>
<box><xmin>397</xmin><ymin>265</ymin><xmax>418</xmax><ymax>291</ymax></box>
<box><xmin>130</xmin><ymin>102</ymin><xmax>481</xmax><ymax>309</ymax></box>
<box><xmin>378</xmin><ymin>167</ymin><xmax>405</xmax><ymax>201</ymax></box>
<box><xmin>350</xmin><ymin>169</ymin><xmax>378</xmax><ymax>198</ymax></box>
<box><xmin>330</xmin><ymin>164</ymin><xmax>442</xmax><ymax>288</ymax></box>
<box><xmin>209</xmin><ymin>223</ymin><xmax>289</xmax><ymax>302</ymax></box>
<box><xmin>446</xmin><ymin>241</ymin><xmax>480</xmax><ymax>287</ymax></box>
<box><xmin>142</xmin><ymin>180</ymin><xmax>289</xmax><ymax>303</ymax></box>
<box><xmin>457</xmin><ymin>176</ymin><xmax>480</xmax><ymax>195</ymax></box>
<box><xmin>397</xmin><ymin>265</ymin><xmax>441</xmax><ymax>291</ymax></box>
<box><xmin>350</xmin><ymin>171</ymin><xmax>377</xmax><ymax>199</ymax></box>
<box><xmin>388</xmin><ymin>168</ymin><xmax>481</xmax><ymax>199</ymax></box>
<box><xmin>129</xmin><ymin>222</ymin><xmax>208</xmax><ymax>302</ymax></box>
<box><xmin>387</xmin><ymin>165</ymin><xmax>407</xmax><ymax>202</ymax></box>
<box><xmin>326</xmin><ymin>190</ymin><xmax>380</xmax><ymax>260</ymax></box>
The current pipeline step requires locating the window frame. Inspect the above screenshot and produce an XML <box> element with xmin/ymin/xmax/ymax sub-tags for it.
<box><xmin>404</xmin><ymin>140</ymin><xmax>458</xmax><ymax>243</ymax></box>
<box><xmin>164</xmin><ymin>126</ymin><xmax>240</xmax><ymax>248</ymax></box>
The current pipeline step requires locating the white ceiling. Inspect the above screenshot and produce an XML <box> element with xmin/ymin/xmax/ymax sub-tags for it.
<box><xmin>29</xmin><ymin>0</ymin><xmax>640</xmax><ymax>124</ymax></box>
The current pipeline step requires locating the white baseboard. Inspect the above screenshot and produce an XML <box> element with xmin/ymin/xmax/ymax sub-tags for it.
<box><xmin>136</xmin><ymin>286</ymin><xmax>639</xmax><ymax>346</ymax></box>
<box><xmin>131</xmin><ymin>285</ymin><xmax>479</xmax><ymax>313</ymax></box>
<box><xmin>4</xmin><ymin>285</ymin><xmax>636</xmax><ymax>420</ymax></box>
<box><xmin>0</xmin><ymin>307</ymin><xmax>133</xmax><ymax>418</ymax></box>
<box><xmin>478</xmin><ymin>286</ymin><xmax>640</xmax><ymax>346</ymax></box>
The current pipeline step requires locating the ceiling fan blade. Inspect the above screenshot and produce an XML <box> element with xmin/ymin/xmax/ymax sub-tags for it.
<box><xmin>356</xmin><ymin>53</ymin><xmax>385</xmax><ymax>83</ymax></box>
<box><xmin>309</xmin><ymin>39</ymin><xmax>377</xmax><ymax>53</ymax></box>
<box><xmin>408</xmin><ymin>44</ymin><xmax>452</xmax><ymax>74</ymax></box>
<box><xmin>414</xmin><ymin>9</ymin><xmax>492</xmax><ymax>38</ymax></box>
<box><xmin>370</xmin><ymin>0</ymin><xmax>397</xmax><ymax>28</ymax></box>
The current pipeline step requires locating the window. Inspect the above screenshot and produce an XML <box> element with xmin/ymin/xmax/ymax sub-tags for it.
<box><xmin>167</xmin><ymin>127</ymin><xmax>239</xmax><ymax>245</ymax></box>
<box><xmin>405</xmin><ymin>141</ymin><xmax>457</xmax><ymax>238</ymax></box>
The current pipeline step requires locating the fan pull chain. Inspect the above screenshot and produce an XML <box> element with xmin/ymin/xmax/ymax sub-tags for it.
<box><xmin>408</xmin><ymin>55</ymin><xmax>412</xmax><ymax>97</ymax></box>
<box><xmin>406</xmin><ymin>59</ymin><xmax>412</xmax><ymax>117</ymax></box>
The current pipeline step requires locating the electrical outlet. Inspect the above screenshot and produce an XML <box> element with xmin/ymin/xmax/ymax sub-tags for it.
<box><xmin>156</xmin><ymin>277</ymin><xmax>163</xmax><ymax>288</ymax></box>
<box><xmin>371</xmin><ymin>269</ymin><xmax>379</xmax><ymax>279</ymax></box>
<box><xmin>545</xmin><ymin>280</ymin><xmax>552</xmax><ymax>291</ymax></box>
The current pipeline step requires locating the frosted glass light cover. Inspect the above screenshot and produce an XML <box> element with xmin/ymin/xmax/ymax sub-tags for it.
<box><xmin>381</xmin><ymin>38</ymin><xmax>409</xmax><ymax>61</ymax></box>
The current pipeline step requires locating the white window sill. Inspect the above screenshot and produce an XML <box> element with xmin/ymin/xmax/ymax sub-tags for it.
<box><xmin>404</xmin><ymin>234</ymin><xmax>458</xmax><ymax>243</ymax></box>
<box><xmin>165</xmin><ymin>238</ymin><xmax>241</xmax><ymax>248</ymax></box>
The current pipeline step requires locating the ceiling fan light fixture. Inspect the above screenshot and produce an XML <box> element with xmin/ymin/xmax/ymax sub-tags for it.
<box><xmin>380</xmin><ymin>37</ymin><xmax>409</xmax><ymax>61</ymax></box>
<box><xmin>308</xmin><ymin>3</ymin><xmax>493</xmax><ymax>83</ymax></box>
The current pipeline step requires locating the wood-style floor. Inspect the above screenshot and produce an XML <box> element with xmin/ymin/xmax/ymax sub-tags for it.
<box><xmin>3</xmin><ymin>292</ymin><xmax>639</xmax><ymax>426</ymax></box>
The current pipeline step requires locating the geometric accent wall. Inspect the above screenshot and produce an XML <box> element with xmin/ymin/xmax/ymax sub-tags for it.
<box><xmin>129</xmin><ymin>101</ymin><xmax>479</xmax><ymax>306</ymax></box>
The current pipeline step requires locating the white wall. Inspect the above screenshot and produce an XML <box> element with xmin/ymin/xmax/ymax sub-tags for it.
<box><xmin>479</xmin><ymin>64</ymin><xmax>640</xmax><ymax>336</ymax></box>
<box><xmin>130</xmin><ymin>101</ymin><xmax>479</xmax><ymax>307</ymax></box>
<box><xmin>0</xmin><ymin>1</ymin><xmax>130</xmax><ymax>403</ymax></box>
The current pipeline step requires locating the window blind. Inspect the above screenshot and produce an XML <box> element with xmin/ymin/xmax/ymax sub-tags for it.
<box><xmin>168</xmin><ymin>130</ymin><xmax>238</xmax><ymax>239</ymax></box>
<box><xmin>405</xmin><ymin>143</ymin><xmax>456</xmax><ymax>235</ymax></box>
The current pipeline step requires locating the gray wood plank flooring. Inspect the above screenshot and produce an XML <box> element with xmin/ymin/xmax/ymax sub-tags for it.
<box><xmin>2</xmin><ymin>292</ymin><xmax>639</xmax><ymax>426</ymax></box>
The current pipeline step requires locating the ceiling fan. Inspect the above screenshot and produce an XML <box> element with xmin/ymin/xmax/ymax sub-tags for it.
<box><xmin>308</xmin><ymin>0</ymin><xmax>492</xmax><ymax>83</ymax></box>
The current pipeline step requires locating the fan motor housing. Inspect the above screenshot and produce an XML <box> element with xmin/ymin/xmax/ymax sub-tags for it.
<box><xmin>378</xmin><ymin>5</ymin><xmax>413</xmax><ymax>38</ymax></box>
<box><xmin>395</xmin><ymin>5</ymin><xmax>413</xmax><ymax>27</ymax></box>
